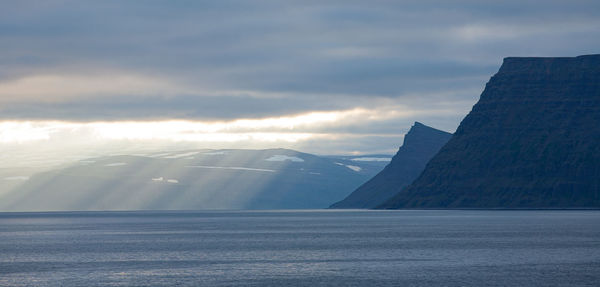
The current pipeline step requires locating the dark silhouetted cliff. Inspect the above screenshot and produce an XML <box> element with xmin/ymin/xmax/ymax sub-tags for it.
<box><xmin>330</xmin><ymin>122</ymin><xmax>452</xmax><ymax>208</ymax></box>
<box><xmin>380</xmin><ymin>54</ymin><xmax>600</xmax><ymax>208</ymax></box>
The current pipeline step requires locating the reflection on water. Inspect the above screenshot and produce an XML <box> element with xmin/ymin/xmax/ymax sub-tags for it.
<box><xmin>1</xmin><ymin>210</ymin><xmax>599</xmax><ymax>286</ymax></box>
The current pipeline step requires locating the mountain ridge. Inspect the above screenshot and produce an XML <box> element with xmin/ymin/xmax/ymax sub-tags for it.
<box><xmin>379</xmin><ymin>54</ymin><xmax>600</xmax><ymax>209</ymax></box>
<box><xmin>2</xmin><ymin>148</ymin><xmax>387</xmax><ymax>211</ymax></box>
<box><xmin>330</xmin><ymin>122</ymin><xmax>452</xmax><ymax>208</ymax></box>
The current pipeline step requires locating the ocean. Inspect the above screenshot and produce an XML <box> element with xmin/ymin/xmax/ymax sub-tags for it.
<box><xmin>1</xmin><ymin>210</ymin><xmax>599</xmax><ymax>286</ymax></box>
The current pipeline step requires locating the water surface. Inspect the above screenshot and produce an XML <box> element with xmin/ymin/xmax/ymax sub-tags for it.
<box><xmin>1</xmin><ymin>210</ymin><xmax>599</xmax><ymax>286</ymax></box>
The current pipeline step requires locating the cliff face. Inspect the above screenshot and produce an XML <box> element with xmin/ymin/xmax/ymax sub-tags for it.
<box><xmin>330</xmin><ymin>122</ymin><xmax>452</xmax><ymax>208</ymax></box>
<box><xmin>380</xmin><ymin>55</ymin><xmax>600</xmax><ymax>208</ymax></box>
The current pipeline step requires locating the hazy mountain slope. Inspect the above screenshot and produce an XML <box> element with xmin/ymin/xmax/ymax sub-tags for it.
<box><xmin>380</xmin><ymin>54</ymin><xmax>600</xmax><ymax>208</ymax></box>
<box><xmin>330</xmin><ymin>122</ymin><xmax>452</xmax><ymax>208</ymax></box>
<box><xmin>1</xmin><ymin>149</ymin><xmax>387</xmax><ymax>211</ymax></box>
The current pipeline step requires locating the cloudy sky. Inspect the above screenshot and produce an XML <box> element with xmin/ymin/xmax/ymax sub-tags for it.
<box><xmin>1</xmin><ymin>0</ymin><xmax>599</xmax><ymax>165</ymax></box>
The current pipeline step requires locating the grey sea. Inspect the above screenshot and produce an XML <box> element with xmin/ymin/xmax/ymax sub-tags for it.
<box><xmin>1</xmin><ymin>210</ymin><xmax>599</xmax><ymax>286</ymax></box>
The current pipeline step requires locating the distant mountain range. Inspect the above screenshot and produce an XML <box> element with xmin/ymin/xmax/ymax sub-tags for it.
<box><xmin>330</xmin><ymin>122</ymin><xmax>452</xmax><ymax>208</ymax></box>
<box><xmin>1</xmin><ymin>149</ymin><xmax>389</xmax><ymax>211</ymax></box>
<box><xmin>380</xmin><ymin>54</ymin><xmax>600</xmax><ymax>208</ymax></box>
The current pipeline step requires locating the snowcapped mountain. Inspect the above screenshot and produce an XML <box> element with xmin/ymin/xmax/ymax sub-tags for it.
<box><xmin>2</xmin><ymin>149</ymin><xmax>389</xmax><ymax>211</ymax></box>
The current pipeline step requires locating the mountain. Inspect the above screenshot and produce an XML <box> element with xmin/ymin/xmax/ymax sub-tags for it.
<box><xmin>1</xmin><ymin>149</ymin><xmax>388</xmax><ymax>211</ymax></box>
<box><xmin>330</xmin><ymin>122</ymin><xmax>452</xmax><ymax>208</ymax></box>
<box><xmin>380</xmin><ymin>54</ymin><xmax>600</xmax><ymax>208</ymax></box>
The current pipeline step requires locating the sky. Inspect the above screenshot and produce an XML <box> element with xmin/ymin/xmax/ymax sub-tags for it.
<box><xmin>1</xmin><ymin>0</ymin><xmax>599</xmax><ymax>168</ymax></box>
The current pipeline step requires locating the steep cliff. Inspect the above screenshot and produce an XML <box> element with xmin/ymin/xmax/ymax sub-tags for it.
<box><xmin>330</xmin><ymin>122</ymin><xmax>452</xmax><ymax>208</ymax></box>
<box><xmin>380</xmin><ymin>54</ymin><xmax>600</xmax><ymax>208</ymax></box>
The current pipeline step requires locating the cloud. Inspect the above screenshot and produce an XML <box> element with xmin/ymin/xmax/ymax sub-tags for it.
<box><xmin>0</xmin><ymin>72</ymin><xmax>187</xmax><ymax>103</ymax></box>
<box><xmin>0</xmin><ymin>105</ymin><xmax>448</xmax><ymax>143</ymax></box>
<box><xmin>0</xmin><ymin>102</ymin><xmax>461</xmax><ymax>169</ymax></box>
<box><xmin>451</xmin><ymin>19</ymin><xmax>600</xmax><ymax>43</ymax></box>
<box><xmin>0</xmin><ymin>0</ymin><xmax>598</xmax><ymax>157</ymax></box>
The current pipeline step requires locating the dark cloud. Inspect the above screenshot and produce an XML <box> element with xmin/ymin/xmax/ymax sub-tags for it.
<box><xmin>0</xmin><ymin>94</ymin><xmax>355</xmax><ymax>121</ymax></box>
<box><xmin>0</xmin><ymin>0</ymin><xmax>599</xmax><ymax>122</ymax></box>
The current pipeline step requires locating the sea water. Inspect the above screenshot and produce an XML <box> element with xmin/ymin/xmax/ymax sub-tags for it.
<box><xmin>1</xmin><ymin>210</ymin><xmax>599</xmax><ymax>286</ymax></box>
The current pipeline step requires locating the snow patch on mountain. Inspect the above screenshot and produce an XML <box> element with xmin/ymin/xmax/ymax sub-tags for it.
<box><xmin>152</xmin><ymin>177</ymin><xmax>179</xmax><ymax>183</ymax></box>
<box><xmin>163</xmin><ymin>152</ymin><xmax>199</xmax><ymax>159</ymax></box>
<box><xmin>335</xmin><ymin>162</ymin><xmax>362</xmax><ymax>172</ymax></box>
<box><xmin>265</xmin><ymin>155</ymin><xmax>304</xmax><ymax>162</ymax></box>
<box><xmin>203</xmin><ymin>151</ymin><xmax>227</xmax><ymax>155</ymax></box>
<box><xmin>148</xmin><ymin>153</ymin><xmax>171</xmax><ymax>158</ymax></box>
<box><xmin>105</xmin><ymin>162</ymin><xmax>127</xmax><ymax>167</ymax></box>
<box><xmin>186</xmin><ymin>165</ymin><xmax>276</xmax><ymax>173</ymax></box>
<box><xmin>3</xmin><ymin>176</ymin><xmax>29</xmax><ymax>181</ymax></box>
<box><xmin>351</xmin><ymin>157</ymin><xmax>392</xmax><ymax>162</ymax></box>
<box><xmin>345</xmin><ymin>165</ymin><xmax>362</xmax><ymax>172</ymax></box>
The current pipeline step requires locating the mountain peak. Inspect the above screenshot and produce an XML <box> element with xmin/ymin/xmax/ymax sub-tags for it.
<box><xmin>403</xmin><ymin>122</ymin><xmax>451</xmax><ymax>147</ymax></box>
<box><xmin>380</xmin><ymin>54</ymin><xmax>600</xmax><ymax>209</ymax></box>
<box><xmin>330</xmin><ymin>123</ymin><xmax>452</xmax><ymax>209</ymax></box>
<box><xmin>413</xmin><ymin>121</ymin><xmax>426</xmax><ymax>128</ymax></box>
